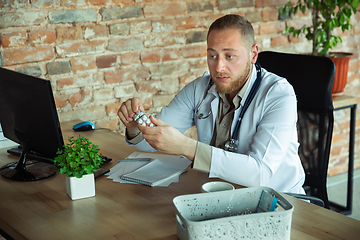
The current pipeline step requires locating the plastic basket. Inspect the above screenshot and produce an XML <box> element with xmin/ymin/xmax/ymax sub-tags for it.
<box><xmin>173</xmin><ymin>186</ymin><xmax>294</xmax><ymax>240</ymax></box>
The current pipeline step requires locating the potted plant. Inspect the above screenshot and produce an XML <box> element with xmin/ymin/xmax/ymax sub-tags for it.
<box><xmin>279</xmin><ymin>0</ymin><xmax>360</xmax><ymax>95</ymax></box>
<box><xmin>53</xmin><ymin>135</ymin><xmax>103</xmax><ymax>200</ymax></box>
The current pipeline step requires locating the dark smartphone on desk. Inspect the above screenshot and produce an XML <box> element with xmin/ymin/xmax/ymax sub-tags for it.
<box><xmin>94</xmin><ymin>168</ymin><xmax>110</xmax><ymax>179</ymax></box>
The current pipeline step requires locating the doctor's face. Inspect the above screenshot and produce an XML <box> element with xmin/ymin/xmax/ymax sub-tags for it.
<box><xmin>207</xmin><ymin>29</ymin><xmax>258</xmax><ymax>96</ymax></box>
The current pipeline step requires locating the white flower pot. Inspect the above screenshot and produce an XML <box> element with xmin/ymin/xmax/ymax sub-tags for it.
<box><xmin>66</xmin><ymin>173</ymin><xmax>95</xmax><ymax>200</ymax></box>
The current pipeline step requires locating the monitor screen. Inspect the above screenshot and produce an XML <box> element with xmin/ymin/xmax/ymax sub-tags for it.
<box><xmin>0</xmin><ymin>67</ymin><xmax>64</xmax><ymax>181</ymax></box>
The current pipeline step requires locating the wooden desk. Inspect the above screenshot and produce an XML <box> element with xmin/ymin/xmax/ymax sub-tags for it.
<box><xmin>0</xmin><ymin>120</ymin><xmax>359</xmax><ymax>240</ymax></box>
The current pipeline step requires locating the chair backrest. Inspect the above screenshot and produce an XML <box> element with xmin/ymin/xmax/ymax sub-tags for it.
<box><xmin>257</xmin><ymin>51</ymin><xmax>335</xmax><ymax>208</ymax></box>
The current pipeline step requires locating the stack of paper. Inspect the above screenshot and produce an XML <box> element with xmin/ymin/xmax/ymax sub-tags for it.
<box><xmin>106</xmin><ymin>152</ymin><xmax>191</xmax><ymax>187</ymax></box>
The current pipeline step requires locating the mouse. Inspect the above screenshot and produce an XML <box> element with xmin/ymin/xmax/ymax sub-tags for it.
<box><xmin>73</xmin><ymin>121</ymin><xmax>95</xmax><ymax>131</ymax></box>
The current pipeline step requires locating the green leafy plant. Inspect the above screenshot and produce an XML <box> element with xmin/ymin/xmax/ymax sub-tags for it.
<box><xmin>53</xmin><ymin>135</ymin><xmax>103</xmax><ymax>178</ymax></box>
<box><xmin>279</xmin><ymin>0</ymin><xmax>359</xmax><ymax>57</ymax></box>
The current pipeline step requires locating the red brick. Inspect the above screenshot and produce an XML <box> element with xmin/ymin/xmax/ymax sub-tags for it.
<box><xmin>108</xmin><ymin>37</ymin><xmax>143</xmax><ymax>52</ymax></box>
<box><xmin>355</xmin><ymin>11</ymin><xmax>360</xmax><ymax>22</ymax></box>
<box><xmin>2</xmin><ymin>46</ymin><xmax>55</xmax><ymax>66</ymax></box>
<box><xmin>70</xmin><ymin>56</ymin><xmax>96</xmax><ymax>72</ymax></box>
<box><xmin>106</xmin><ymin>102</ymin><xmax>122</xmax><ymax>116</ymax></box>
<box><xmin>144</xmin><ymin>2</ymin><xmax>186</xmax><ymax>17</ymax></box>
<box><xmin>29</xmin><ymin>29</ymin><xmax>56</xmax><ymax>45</ymax></box>
<box><xmin>259</xmin><ymin>21</ymin><xmax>285</xmax><ymax>35</ymax></box>
<box><xmin>96</xmin><ymin>55</ymin><xmax>117</xmax><ymax>68</ymax></box>
<box><xmin>120</xmin><ymin>52</ymin><xmax>140</xmax><ymax>65</ymax></box>
<box><xmin>60</xmin><ymin>0</ymin><xmax>85</xmax><ymax>6</ymax></box>
<box><xmin>245</xmin><ymin>11</ymin><xmax>262</xmax><ymax>23</ymax></box>
<box><xmin>111</xmin><ymin>0</ymin><xmax>134</xmax><ymax>4</ymax></box>
<box><xmin>329</xmin><ymin>148</ymin><xmax>342</xmax><ymax>162</ymax></box>
<box><xmin>176</xmin><ymin>18</ymin><xmax>204</xmax><ymax>30</ymax></box>
<box><xmin>141</xmin><ymin>50</ymin><xmax>161</xmax><ymax>63</ymax></box>
<box><xmin>348</xmin><ymin>59</ymin><xmax>360</xmax><ymax>72</ymax></box>
<box><xmin>179</xmin><ymin>74</ymin><xmax>195</xmax><ymax>85</ymax></box>
<box><xmin>69</xmin><ymin>90</ymin><xmax>89</xmax><ymax>107</ymax></box>
<box><xmin>104</xmin><ymin>69</ymin><xmax>123</xmax><ymax>84</ymax></box>
<box><xmin>219</xmin><ymin>0</ymin><xmax>253</xmax><ymax>10</ymax></box>
<box><xmin>333</xmin><ymin>27</ymin><xmax>350</xmax><ymax>38</ymax></box>
<box><xmin>328</xmin><ymin>162</ymin><xmax>348</xmax><ymax>176</ymax></box>
<box><xmin>83</xmin><ymin>25</ymin><xmax>108</xmax><ymax>39</ymax></box>
<box><xmin>253</xmin><ymin>24</ymin><xmax>260</xmax><ymax>36</ymax></box>
<box><xmin>262</xmin><ymin>9</ymin><xmax>279</xmax><ymax>22</ymax></box>
<box><xmin>56</xmin><ymin>26</ymin><xmax>83</xmax><ymax>42</ymax></box>
<box><xmin>135</xmin><ymin>80</ymin><xmax>159</xmax><ymax>93</ymax></box>
<box><xmin>271</xmin><ymin>35</ymin><xmax>288</xmax><ymax>47</ymax></box>
<box><xmin>130</xmin><ymin>21</ymin><xmax>152</xmax><ymax>34</ymax></box>
<box><xmin>205</xmin><ymin>14</ymin><xmax>228</xmax><ymax>26</ymax></box>
<box><xmin>31</xmin><ymin>0</ymin><xmax>55</xmax><ymax>8</ymax></box>
<box><xmin>289</xmin><ymin>35</ymin><xmax>303</xmax><ymax>44</ymax></box>
<box><xmin>331</xmin><ymin>133</ymin><xmax>347</xmax><ymax>143</ymax></box>
<box><xmin>133</xmin><ymin>66</ymin><xmax>151</xmax><ymax>80</ymax></box>
<box><xmin>144</xmin><ymin>32</ymin><xmax>185</xmax><ymax>48</ymax></box>
<box><xmin>347</xmin><ymin>73</ymin><xmax>360</xmax><ymax>84</ymax></box>
<box><xmin>162</xmin><ymin>49</ymin><xmax>181</xmax><ymax>62</ymax></box>
<box><xmin>287</xmin><ymin>18</ymin><xmax>312</xmax><ymax>30</ymax></box>
<box><xmin>181</xmin><ymin>45</ymin><xmax>207</xmax><ymax>58</ymax></box>
<box><xmin>255</xmin><ymin>0</ymin><xmax>288</xmax><ymax>8</ymax></box>
<box><xmin>188</xmin><ymin>58</ymin><xmax>207</xmax><ymax>70</ymax></box>
<box><xmin>152</xmin><ymin>19</ymin><xmax>175</xmax><ymax>33</ymax></box>
<box><xmin>1</xmin><ymin>32</ymin><xmax>27</xmax><ymax>48</ymax></box>
<box><xmin>56</xmin><ymin>40</ymin><xmax>106</xmax><ymax>57</ymax></box>
<box><xmin>142</xmin><ymin>97</ymin><xmax>152</xmax><ymax>110</ymax></box>
<box><xmin>111</xmin><ymin>66</ymin><xmax>150</xmax><ymax>81</ymax></box>
<box><xmin>57</xmin><ymin>72</ymin><xmax>102</xmax><ymax>88</ymax></box>
<box><xmin>56</xmin><ymin>77</ymin><xmax>74</xmax><ymax>88</ymax></box>
<box><xmin>86</xmin><ymin>0</ymin><xmax>106</xmax><ymax>5</ymax></box>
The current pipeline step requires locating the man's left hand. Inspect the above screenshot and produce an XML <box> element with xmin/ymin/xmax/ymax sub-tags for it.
<box><xmin>138</xmin><ymin>115</ymin><xmax>197</xmax><ymax>161</ymax></box>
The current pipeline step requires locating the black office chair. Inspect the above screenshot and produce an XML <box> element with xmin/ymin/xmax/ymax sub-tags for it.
<box><xmin>257</xmin><ymin>51</ymin><xmax>335</xmax><ymax>209</ymax></box>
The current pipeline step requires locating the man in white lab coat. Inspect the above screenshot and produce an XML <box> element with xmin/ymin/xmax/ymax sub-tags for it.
<box><xmin>118</xmin><ymin>14</ymin><xmax>305</xmax><ymax>194</ymax></box>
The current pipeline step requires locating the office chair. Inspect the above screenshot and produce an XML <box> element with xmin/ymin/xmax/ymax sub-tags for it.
<box><xmin>257</xmin><ymin>51</ymin><xmax>335</xmax><ymax>209</ymax></box>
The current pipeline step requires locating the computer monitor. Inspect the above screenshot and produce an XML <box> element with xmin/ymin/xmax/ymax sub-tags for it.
<box><xmin>0</xmin><ymin>67</ymin><xmax>64</xmax><ymax>181</ymax></box>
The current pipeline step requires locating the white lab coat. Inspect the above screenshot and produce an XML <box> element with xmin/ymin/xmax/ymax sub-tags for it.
<box><xmin>131</xmin><ymin>64</ymin><xmax>305</xmax><ymax>194</ymax></box>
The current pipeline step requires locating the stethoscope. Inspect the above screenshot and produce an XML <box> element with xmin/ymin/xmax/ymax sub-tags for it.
<box><xmin>195</xmin><ymin>62</ymin><xmax>262</xmax><ymax>152</ymax></box>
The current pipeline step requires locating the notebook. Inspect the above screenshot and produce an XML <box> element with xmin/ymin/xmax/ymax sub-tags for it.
<box><xmin>120</xmin><ymin>158</ymin><xmax>191</xmax><ymax>187</ymax></box>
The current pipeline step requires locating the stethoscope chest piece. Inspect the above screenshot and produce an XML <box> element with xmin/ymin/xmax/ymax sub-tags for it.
<box><xmin>224</xmin><ymin>139</ymin><xmax>239</xmax><ymax>152</ymax></box>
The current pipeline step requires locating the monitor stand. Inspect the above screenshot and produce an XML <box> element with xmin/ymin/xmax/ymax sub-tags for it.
<box><xmin>0</xmin><ymin>140</ymin><xmax>57</xmax><ymax>181</ymax></box>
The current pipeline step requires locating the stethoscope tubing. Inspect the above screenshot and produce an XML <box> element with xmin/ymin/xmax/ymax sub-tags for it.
<box><xmin>231</xmin><ymin>62</ymin><xmax>262</xmax><ymax>141</ymax></box>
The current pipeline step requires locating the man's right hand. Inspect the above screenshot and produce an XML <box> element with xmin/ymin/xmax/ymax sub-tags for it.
<box><xmin>117</xmin><ymin>97</ymin><xmax>144</xmax><ymax>139</ymax></box>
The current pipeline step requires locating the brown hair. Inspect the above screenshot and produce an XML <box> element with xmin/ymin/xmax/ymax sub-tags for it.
<box><xmin>207</xmin><ymin>14</ymin><xmax>255</xmax><ymax>51</ymax></box>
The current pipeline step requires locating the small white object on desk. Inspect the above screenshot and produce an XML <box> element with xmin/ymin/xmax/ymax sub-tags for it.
<box><xmin>201</xmin><ymin>181</ymin><xmax>235</xmax><ymax>193</ymax></box>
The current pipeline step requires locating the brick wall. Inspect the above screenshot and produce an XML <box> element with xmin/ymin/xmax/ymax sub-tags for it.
<box><xmin>0</xmin><ymin>0</ymin><xmax>359</xmax><ymax>176</ymax></box>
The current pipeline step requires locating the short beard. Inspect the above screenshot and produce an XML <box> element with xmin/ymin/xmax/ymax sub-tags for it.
<box><xmin>214</xmin><ymin>60</ymin><xmax>252</xmax><ymax>94</ymax></box>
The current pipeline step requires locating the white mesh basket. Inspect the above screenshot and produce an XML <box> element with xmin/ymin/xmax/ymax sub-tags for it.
<box><xmin>173</xmin><ymin>186</ymin><xmax>294</xmax><ymax>240</ymax></box>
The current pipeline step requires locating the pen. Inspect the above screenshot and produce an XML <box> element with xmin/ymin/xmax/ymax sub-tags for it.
<box><xmin>119</xmin><ymin>158</ymin><xmax>154</xmax><ymax>162</ymax></box>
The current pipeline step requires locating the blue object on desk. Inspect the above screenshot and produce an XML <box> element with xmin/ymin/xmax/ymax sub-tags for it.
<box><xmin>73</xmin><ymin>121</ymin><xmax>95</xmax><ymax>131</ymax></box>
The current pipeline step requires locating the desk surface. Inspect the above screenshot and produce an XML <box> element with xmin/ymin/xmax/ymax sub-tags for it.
<box><xmin>0</xmin><ymin>120</ymin><xmax>359</xmax><ymax>240</ymax></box>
